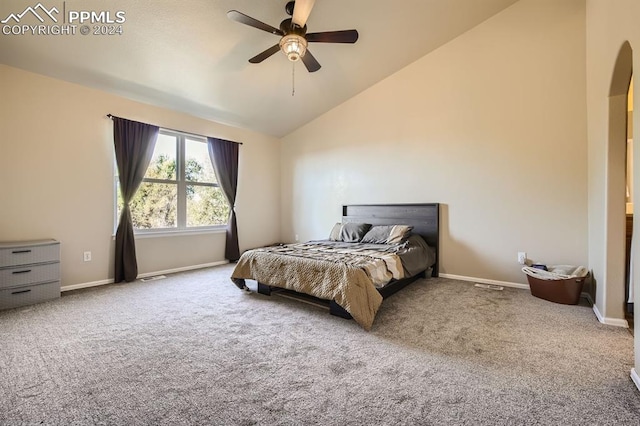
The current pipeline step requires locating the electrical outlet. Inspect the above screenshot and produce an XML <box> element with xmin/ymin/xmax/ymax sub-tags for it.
<box><xmin>83</xmin><ymin>251</ymin><xmax>92</xmax><ymax>262</ymax></box>
<box><xmin>295</xmin><ymin>234</ymin><xmax>299</xmax><ymax>242</ymax></box>
<box><xmin>517</xmin><ymin>252</ymin><xmax>527</xmax><ymax>265</ymax></box>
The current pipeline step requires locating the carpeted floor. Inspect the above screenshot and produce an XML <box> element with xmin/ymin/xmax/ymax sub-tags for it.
<box><xmin>1</xmin><ymin>264</ymin><xmax>638</xmax><ymax>425</ymax></box>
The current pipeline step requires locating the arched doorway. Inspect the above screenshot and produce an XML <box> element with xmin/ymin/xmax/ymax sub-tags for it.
<box><xmin>602</xmin><ymin>41</ymin><xmax>632</xmax><ymax>326</ymax></box>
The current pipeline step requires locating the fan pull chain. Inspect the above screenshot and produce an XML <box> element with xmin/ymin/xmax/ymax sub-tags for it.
<box><xmin>292</xmin><ymin>61</ymin><xmax>296</xmax><ymax>96</ymax></box>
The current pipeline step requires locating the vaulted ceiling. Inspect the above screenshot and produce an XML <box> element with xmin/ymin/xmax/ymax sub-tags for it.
<box><xmin>0</xmin><ymin>0</ymin><xmax>519</xmax><ymax>137</ymax></box>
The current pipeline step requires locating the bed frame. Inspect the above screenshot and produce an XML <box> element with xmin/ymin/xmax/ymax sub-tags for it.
<box><xmin>257</xmin><ymin>203</ymin><xmax>440</xmax><ymax>320</ymax></box>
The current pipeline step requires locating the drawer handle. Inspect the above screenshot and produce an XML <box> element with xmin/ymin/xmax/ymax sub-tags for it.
<box><xmin>12</xmin><ymin>270</ymin><xmax>32</xmax><ymax>275</ymax></box>
<box><xmin>11</xmin><ymin>289</ymin><xmax>32</xmax><ymax>295</ymax></box>
<box><xmin>11</xmin><ymin>249</ymin><xmax>32</xmax><ymax>254</ymax></box>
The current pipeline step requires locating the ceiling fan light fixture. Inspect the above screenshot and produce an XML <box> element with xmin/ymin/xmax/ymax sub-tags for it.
<box><xmin>279</xmin><ymin>34</ymin><xmax>307</xmax><ymax>62</ymax></box>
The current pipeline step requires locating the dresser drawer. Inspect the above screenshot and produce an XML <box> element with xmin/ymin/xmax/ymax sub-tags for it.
<box><xmin>0</xmin><ymin>281</ymin><xmax>60</xmax><ymax>310</ymax></box>
<box><xmin>0</xmin><ymin>242</ymin><xmax>60</xmax><ymax>267</ymax></box>
<box><xmin>0</xmin><ymin>262</ymin><xmax>60</xmax><ymax>289</ymax></box>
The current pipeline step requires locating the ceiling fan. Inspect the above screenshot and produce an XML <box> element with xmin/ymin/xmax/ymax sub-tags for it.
<box><xmin>227</xmin><ymin>0</ymin><xmax>359</xmax><ymax>73</ymax></box>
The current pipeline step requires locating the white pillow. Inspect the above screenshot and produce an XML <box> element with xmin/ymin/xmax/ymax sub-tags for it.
<box><xmin>329</xmin><ymin>223</ymin><xmax>342</xmax><ymax>241</ymax></box>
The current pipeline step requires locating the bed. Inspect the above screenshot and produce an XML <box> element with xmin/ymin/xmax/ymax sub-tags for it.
<box><xmin>231</xmin><ymin>203</ymin><xmax>440</xmax><ymax>330</ymax></box>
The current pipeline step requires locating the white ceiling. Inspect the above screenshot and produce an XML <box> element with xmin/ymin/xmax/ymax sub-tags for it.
<box><xmin>0</xmin><ymin>0</ymin><xmax>519</xmax><ymax>137</ymax></box>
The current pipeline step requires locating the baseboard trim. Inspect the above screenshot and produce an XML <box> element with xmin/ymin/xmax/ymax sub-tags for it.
<box><xmin>632</xmin><ymin>369</ymin><xmax>640</xmax><ymax>392</ymax></box>
<box><xmin>592</xmin><ymin>303</ymin><xmax>629</xmax><ymax>328</ymax></box>
<box><xmin>61</xmin><ymin>278</ymin><xmax>114</xmax><ymax>292</ymax></box>
<box><xmin>136</xmin><ymin>260</ymin><xmax>229</xmax><ymax>280</ymax></box>
<box><xmin>439</xmin><ymin>273</ymin><xmax>528</xmax><ymax>290</ymax></box>
<box><xmin>592</xmin><ymin>303</ymin><xmax>605</xmax><ymax>322</ymax></box>
<box><xmin>61</xmin><ymin>260</ymin><xmax>229</xmax><ymax>292</ymax></box>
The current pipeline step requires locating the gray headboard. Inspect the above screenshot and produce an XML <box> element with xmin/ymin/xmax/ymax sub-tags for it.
<box><xmin>342</xmin><ymin>203</ymin><xmax>440</xmax><ymax>277</ymax></box>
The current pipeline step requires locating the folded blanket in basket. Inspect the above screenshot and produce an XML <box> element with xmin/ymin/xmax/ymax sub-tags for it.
<box><xmin>522</xmin><ymin>265</ymin><xmax>588</xmax><ymax>280</ymax></box>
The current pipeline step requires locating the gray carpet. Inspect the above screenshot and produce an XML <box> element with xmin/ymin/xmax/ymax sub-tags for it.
<box><xmin>1</xmin><ymin>264</ymin><xmax>638</xmax><ymax>425</ymax></box>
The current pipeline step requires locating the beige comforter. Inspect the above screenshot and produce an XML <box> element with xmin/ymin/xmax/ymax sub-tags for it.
<box><xmin>231</xmin><ymin>242</ymin><xmax>406</xmax><ymax>330</ymax></box>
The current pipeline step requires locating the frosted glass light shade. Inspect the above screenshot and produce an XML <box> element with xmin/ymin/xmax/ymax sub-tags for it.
<box><xmin>279</xmin><ymin>34</ymin><xmax>307</xmax><ymax>62</ymax></box>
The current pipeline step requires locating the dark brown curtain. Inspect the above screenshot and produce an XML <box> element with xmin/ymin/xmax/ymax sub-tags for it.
<box><xmin>207</xmin><ymin>137</ymin><xmax>240</xmax><ymax>261</ymax></box>
<box><xmin>113</xmin><ymin>117</ymin><xmax>159</xmax><ymax>282</ymax></box>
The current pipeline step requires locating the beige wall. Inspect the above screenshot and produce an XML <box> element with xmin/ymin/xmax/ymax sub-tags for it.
<box><xmin>281</xmin><ymin>0</ymin><xmax>588</xmax><ymax>285</ymax></box>
<box><xmin>0</xmin><ymin>64</ymin><xmax>281</xmax><ymax>286</ymax></box>
<box><xmin>585</xmin><ymin>0</ymin><xmax>640</xmax><ymax>376</ymax></box>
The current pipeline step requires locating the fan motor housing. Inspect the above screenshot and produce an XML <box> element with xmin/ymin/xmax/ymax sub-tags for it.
<box><xmin>280</xmin><ymin>18</ymin><xmax>306</xmax><ymax>36</ymax></box>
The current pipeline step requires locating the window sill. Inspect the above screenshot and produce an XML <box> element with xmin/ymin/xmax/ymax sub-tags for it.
<box><xmin>111</xmin><ymin>227</ymin><xmax>227</xmax><ymax>239</ymax></box>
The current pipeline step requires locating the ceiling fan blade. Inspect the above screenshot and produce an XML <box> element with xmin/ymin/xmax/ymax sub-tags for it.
<box><xmin>227</xmin><ymin>10</ymin><xmax>284</xmax><ymax>36</ymax></box>
<box><xmin>306</xmin><ymin>30</ymin><xmax>359</xmax><ymax>44</ymax></box>
<box><xmin>292</xmin><ymin>0</ymin><xmax>316</xmax><ymax>28</ymax></box>
<box><xmin>249</xmin><ymin>44</ymin><xmax>281</xmax><ymax>63</ymax></box>
<box><xmin>301</xmin><ymin>49</ymin><xmax>321</xmax><ymax>72</ymax></box>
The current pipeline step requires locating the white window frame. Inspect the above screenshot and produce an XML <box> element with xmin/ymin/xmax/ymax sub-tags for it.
<box><xmin>114</xmin><ymin>129</ymin><xmax>229</xmax><ymax>237</ymax></box>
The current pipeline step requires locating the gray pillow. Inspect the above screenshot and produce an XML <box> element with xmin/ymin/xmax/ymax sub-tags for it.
<box><xmin>361</xmin><ymin>225</ymin><xmax>413</xmax><ymax>244</ymax></box>
<box><xmin>340</xmin><ymin>223</ymin><xmax>372</xmax><ymax>243</ymax></box>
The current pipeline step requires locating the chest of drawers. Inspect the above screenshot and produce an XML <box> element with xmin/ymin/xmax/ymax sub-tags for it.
<box><xmin>0</xmin><ymin>239</ymin><xmax>61</xmax><ymax>310</ymax></box>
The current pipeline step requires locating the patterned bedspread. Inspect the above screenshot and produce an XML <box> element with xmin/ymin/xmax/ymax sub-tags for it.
<box><xmin>230</xmin><ymin>241</ymin><xmax>409</xmax><ymax>330</ymax></box>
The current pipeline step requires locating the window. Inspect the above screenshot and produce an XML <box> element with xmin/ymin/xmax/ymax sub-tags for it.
<box><xmin>116</xmin><ymin>130</ymin><xmax>230</xmax><ymax>233</ymax></box>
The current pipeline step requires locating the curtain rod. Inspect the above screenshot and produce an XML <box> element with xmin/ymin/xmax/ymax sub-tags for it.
<box><xmin>106</xmin><ymin>114</ymin><xmax>243</xmax><ymax>145</ymax></box>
